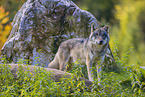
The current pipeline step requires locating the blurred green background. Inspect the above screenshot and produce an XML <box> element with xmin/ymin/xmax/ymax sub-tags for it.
<box><xmin>0</xmin><ymin>0</ymin><xmax>145</xmax><ymax>66</ymax></box>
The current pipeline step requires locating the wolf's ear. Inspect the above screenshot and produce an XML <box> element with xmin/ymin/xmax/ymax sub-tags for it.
<box><xmin>103</xmin><ymin>25</ymin><xmax>110</xmax><ymax>32</ymax></box>
<box><xmin>91</xmin><ymin>23</ymin><xmax>96</xmax><ymax>32</ymax></box>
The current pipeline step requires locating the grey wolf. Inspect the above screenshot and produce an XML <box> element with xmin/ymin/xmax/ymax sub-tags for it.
<box><xmin>48</xmin><ymin>23</ymin><xmax>110</xmax><ymax>81</ymax></box>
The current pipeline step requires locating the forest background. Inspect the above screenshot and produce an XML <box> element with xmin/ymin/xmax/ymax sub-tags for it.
<box><xmin>0</xmin><ymin>0</ymin><xmax>145</xmax><ymax>66</ymax></box>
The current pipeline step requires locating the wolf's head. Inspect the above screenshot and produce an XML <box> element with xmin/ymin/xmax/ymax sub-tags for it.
<box><xmin>89</xmin><ymin>23</ymin><xmax>110</xmax><ymax>45</ymax></box>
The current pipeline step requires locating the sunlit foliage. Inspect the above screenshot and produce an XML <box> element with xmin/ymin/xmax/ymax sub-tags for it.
<box><xmin>0</xmin><ymin>6</ymin><xmax>12</xmax><ymax>55</ymax></box>
<box><xmin>0</xmin><ymin>0</ymin><xmax>27</xmax><ymax>22</ymax></box>
<box><xmin>110</xmin><ymin>0</ymin><xmax>145</xmax><ymax>65</ymax></box>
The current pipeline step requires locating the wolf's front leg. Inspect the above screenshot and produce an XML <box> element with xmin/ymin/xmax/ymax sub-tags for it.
<box><xmin>96</xmin><ymin>64</ymin><xmax>102</xmax><ymax>82</ymax></box>
<box><xmin>96</xmin><ymin>55</ymin><xmax>105</xmax><ymax>82</ymax></box>
<box><xmin>86</xmin><ymin>55</ymin><xmax>93</xmax><ymax>81</ymax></box>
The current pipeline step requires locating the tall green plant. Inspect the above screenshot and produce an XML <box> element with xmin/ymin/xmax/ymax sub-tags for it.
<box><xmin>110</xmin><ymin>0</ymin><xmax>145</xmax><ymax>65</ymax></box>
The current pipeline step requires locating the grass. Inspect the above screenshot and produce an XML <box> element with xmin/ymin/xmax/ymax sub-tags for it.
<box><xmin>0</xmin><ymin>44</ymin><xmax>145</xmax><ymax>96</ymax></box>
<box><xmin>0</xmin><ymin>62</ymin><xmax>145</xmax><ymax>96</ymax></box>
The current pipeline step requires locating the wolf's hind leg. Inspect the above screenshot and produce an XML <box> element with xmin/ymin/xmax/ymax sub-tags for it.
<box><xmin>48</xmin><ymin>53</ymin><xmax>59</xmax><ymax>69</ymax></box>
<box><xmin>58</xmin><ymin>51</ymin><xmax>70</xmax><ymax>71</ymax></box>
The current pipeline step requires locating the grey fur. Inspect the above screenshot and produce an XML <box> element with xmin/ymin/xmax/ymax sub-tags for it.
<box><xmin>48</xmin><ymin>25</ymin><xmax>110</xmax><ymax>81</ymax></box>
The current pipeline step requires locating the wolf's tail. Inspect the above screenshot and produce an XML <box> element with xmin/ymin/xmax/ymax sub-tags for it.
<box><xmin>48</xmin><ymin>53</ymin><xmax>59</xmax><ymax>69</ymax></box>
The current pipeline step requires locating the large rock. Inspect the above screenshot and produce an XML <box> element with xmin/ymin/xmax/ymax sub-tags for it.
<box><xmin>1</xmin><ymin>0</ymin><xmax>112</xmax><ymax>67</ymax></box>
<box><xmin>7</xmin><ymin>64</ymin><xmax>92</xmax><ymax>87</ymax></box>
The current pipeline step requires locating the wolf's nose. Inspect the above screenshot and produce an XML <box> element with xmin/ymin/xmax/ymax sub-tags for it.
<box><xmin>99</xmin><ymin>40</ymin><xmax>103</xmax><ymax>45</ymax></box>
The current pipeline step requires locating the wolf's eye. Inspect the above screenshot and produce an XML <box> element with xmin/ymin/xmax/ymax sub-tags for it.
<box><xmin>96</xmin><ymin>33</ymin><xmax>99</xmax><ymax>36</ymax></box>
<box><xmin>102</xmin><ymin>34</ymin><xmax>105</xmax><ymax>37</ymax></box>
